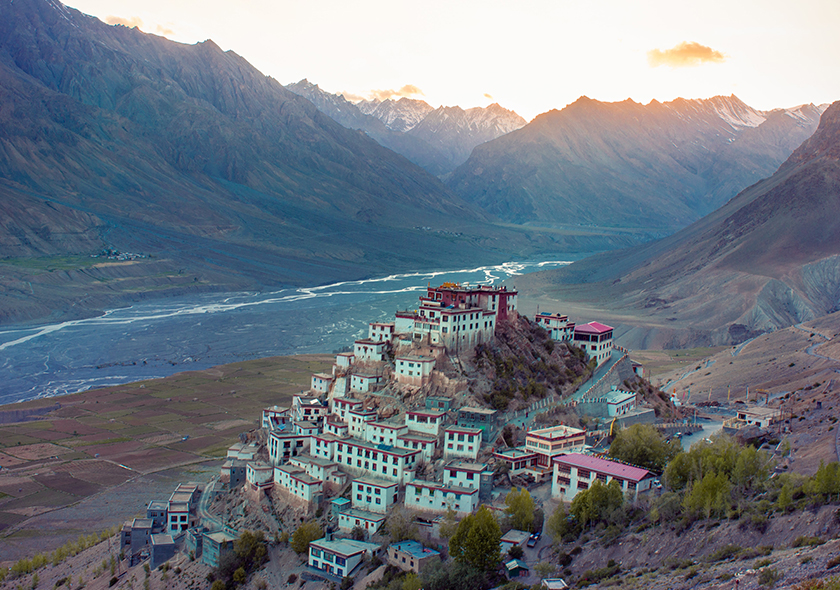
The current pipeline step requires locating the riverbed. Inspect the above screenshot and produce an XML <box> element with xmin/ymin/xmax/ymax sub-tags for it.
<box><xmin>0</xmin><ymin>259</ymin><xmax>573</xmax><ymax>404</ymax></box>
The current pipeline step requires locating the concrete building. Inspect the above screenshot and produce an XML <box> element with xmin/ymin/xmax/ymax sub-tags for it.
<box><xmin>351</xmin><ymin>477</ymin><xmax>399</xmax><ymax>514</ymax></box>
<box><xmin>425</xmin><ymin>396</ymin><xmax>452</xmax><ymax>411</ymax></box>
<box><xmin>551</xmin><ymin>453</ymin><xmax>654</xmax><ymax>502</ymax></box>
<box><xmin>220</xmin><ymin>459</ymin><xmax>247</xmax><ymax>487</ymax></box>
<box><xmin>227</xmin><ymin>442</ymin><xmax>259</xmax><ymax>461</ymax></box>
<box><xmin>405</xmin><ymin>409</ymin><xmax>447</xmax><ymax>436</ymax></box>
<box><xmin>246</xmin><ymin>462</ymin><xmax>274</xmax><ymax>495</ymax></box>
<box><xmin>202</xmin><ymin>530</ymin><xmax>237</xmax><ymax>568</ymax></box>
<box><xmin>534</xmin><ymin>311</ymin><xmax>575</xmax><ymax>341</ymax></box>
<box><xmin>324</xmin><ymin>416</ymin><xmax>349</xmax><ymax>438</ymax></box>
<box><xmin>387</xmin><ymin>540</ymin><xmax>441</xmax><ymax>574</ymax></box>
<box><xmin>404</xmin><ymin>480</ymin><xmax>479</xmax><ymax>516</ymax></box>
<box><xmin>443</xmin><ymin>426</ymin><xmax>482</xmax><ymax>460</ymax></box>
<box><xmin>150</xmin><ymin>534</ymin><xmax>176</xmax><ymax>570</ymax></box>
<box><xmin>500</xmin><ymin>529</ymin><xmax>531</xmax><ymax>554</ymax></box>
<box><xmin>335</xmin><ymin>352</ymin><xmax>355</xmax><ymax>371</ymax></box>
<box><xmin>456</xmin><ymin>407</ymin><xmax>498</xmax><ymax>441</ymax></box>
<box><xmin>268</xmin><ymin>431</ymin><xmax>311</xmax><ymax>465</ymax></box>
<box><xmin>308</xmin><ymin>538</ymin><xmax>381</xmax><ymax>579</ymax></box>
<box><xmin>395</xmin><ymin>356</ymin><xmax>435</xmax><ymax>386</ymax></box>
<box><xmin>525</xmin><ymin>425</ymin><xmax>586</xmax><ymax>472</ymax></box>
<box><xmin>294</xmin><ymin>421</ymin><xmax>320</xmax><ymax>437</ymax></box>
<box><xmin>120</xmin><ymin>518</ymin><xmax>152</xmax><ymax>552</ymax></box>
<box><xmin>573</xmin><ymin>322</ymin><xmax>614</xmax><ymax>367</ymax></box>
<box><xmin>420</xmin><ymin>283</ymin><xmax>518</xmax><ymax>322</ymax></box>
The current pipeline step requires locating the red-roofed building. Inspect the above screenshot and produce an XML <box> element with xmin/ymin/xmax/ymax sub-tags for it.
<box><xmin>534</xmin><ymin>312</ymin><xmax>575</xmax><ymax>341</ymax></box>
<box><xmin>573</xmin><ymin>322</ymin><xmax>614</xmax><ymax>366</ymax></box>
<box><xmin>551</xmin><ymin>453</ymin><xmax>653</xmax><ymax>502</ymax></box>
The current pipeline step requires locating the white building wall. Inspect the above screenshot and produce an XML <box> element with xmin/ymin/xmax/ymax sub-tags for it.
<box><xmin>404</xmin><ymin>482</ymin><xmax>478</xmax><ymax>516</ymax></box>
<box><xmin>443</xmin><ymin>430</ymin><xmax>481</xmax><ymax>460</ymax></box>
<box><xmin>337</xmin><ymin>512</ymin><xmax>384</xmax><ymax>534</ymax></box>
<box><xmin>443</xmin><ymin>467</ymin><xmax>486</xmax><ymax>491</ymax></box>
<box><xmin>551</xmin><ymin>462</ymin><xmax>652</xmax><ymax>503</ymax></box>
<box><xmin>351</xmin><ymin>480</ymin><xmax>398</xmax><ymax>514</ymax></box>
<box><xmin>405</xmin><ymin>412</ymin><xmax>445</xmax><ymax>436</ymax></box>
<box><xmin>364</xmin><ymin>423</ymin><xmax>407</xmax><ymax>446</ymax></box>
<box><xmin>334</xmin><ymin>440</ymin><xmax>417</xmax><ymax>484</ymax></box>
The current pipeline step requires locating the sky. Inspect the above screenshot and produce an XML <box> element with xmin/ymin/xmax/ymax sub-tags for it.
<box><xmin>65</xmin><ymin>0</ymin><xmax>840</xmax><ymax>121</ymax></box>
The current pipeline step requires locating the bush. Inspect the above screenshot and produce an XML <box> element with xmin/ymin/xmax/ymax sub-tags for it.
<box><xmin>287</xmin><ymin>574</ymin><xmax>298</xmax><ymax>584</ymax></box>
<box><xmin>108</xmin><ymin>578</ymin><xmax>118</xmax><ymax>587</ymax></box>
<box><xmin>791</xmin><ymin>536</ymin><xmax>824</xmax><ymax>548</ymax></box>
<box><xmin>707</xmin><ymin>544</ymin><xmax>741</xmax><ymax>562</ymax></box>
<box><xmin>758</xmin><ymin>568</ymin><xmax>781</xmax><ymax>588</ymax></box>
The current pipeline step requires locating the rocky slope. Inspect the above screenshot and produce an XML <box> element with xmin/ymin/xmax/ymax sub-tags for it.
<box><xmin>448</xmin><ymin>95</ymin><xmax>824</xmax><ymax>231</ymax></box>
<box><xmin>517</xmin><ymin>101</ymin><xmax>840</xmax><ymax>348</ymax></box>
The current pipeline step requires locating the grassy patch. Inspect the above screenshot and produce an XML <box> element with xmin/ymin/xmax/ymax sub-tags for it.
<box><xmin>0</xmin><ymin>256</ymin><xmax>102</xmax><ymax>272</ymax></box>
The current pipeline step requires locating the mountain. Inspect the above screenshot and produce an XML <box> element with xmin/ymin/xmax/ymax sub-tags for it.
<box><xmin>0</xmin><ymin>0</ymin><xmax>545</xmax><ymax>325</ymax></box>
<box><xmin>407</xmin><ymin>103</ymin><xmax>527</xmax><ymax>173</ymax></box>
<box><xmin>288</xmin><ymin>83</ymin><xmax>527</xmax><ymax>175</ymax></box>
<box><xmin>356</xmin><ymin>97</ymin><xmax>434</xmax><ymax>132</ymax></box>
<box><xmin>447</xmin><ymin>95</ymin><xmax>825</xmax><ymax>232</ymax></box>
<box><xmin>517</xmin><ymin>100</ymin><xmax>840</xmax><ymax>348</ymax></box>
<box><xmin>284</xmin><ymin>80</ymin><xmax>451</xmax><ymax>176</ymax></box>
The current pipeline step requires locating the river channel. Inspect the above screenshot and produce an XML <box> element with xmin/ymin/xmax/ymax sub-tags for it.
<box><xmin>0</xmin><ymin>260</ymin><xmax>573</xmax><ymax>404</ymax></box>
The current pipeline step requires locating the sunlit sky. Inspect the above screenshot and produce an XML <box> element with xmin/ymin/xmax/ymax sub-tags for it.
<box><xmin>66</xmin><ymin>0</ymin><xmax>840</xmax><ymax>121</ymax></box>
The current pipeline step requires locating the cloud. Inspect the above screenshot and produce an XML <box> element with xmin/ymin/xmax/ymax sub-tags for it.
<box><xmin>155</xmin><ymin>25</ymin><xmax>176</xmax><ymax>37</ymax></box>
<box><xmin>369</xmin><ymin>84</ymin><xmax>425</xmax><ymax>101</ymax></box>
<box><xmin>339</xmin><ymin>91</ymin><xmax>366</xmax><ymax>103</ymax></box>
<box><xmin>105</xmin><ymin>15</ymin><xmax>144</xmax><ymax>28</ymax></box>
<box><xmin>647</xmin><ymin>41</ymin><xmax>726</xmax><ymax>68</ymax></box>
<box><xmin>484</xmin><ymin>93</ymin><xmax>493</xmax><ymax>99</ymax></box>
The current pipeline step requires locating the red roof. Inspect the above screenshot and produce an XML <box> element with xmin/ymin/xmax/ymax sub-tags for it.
<box><xmin>575</xmin><ymin>321</ymin><xmax>613</xmax><ymax>335</ymax></box>
<box><xmin>553</xmin><ymin>453</ymin><xmax>651</xmax><ymax>482</ymax></box>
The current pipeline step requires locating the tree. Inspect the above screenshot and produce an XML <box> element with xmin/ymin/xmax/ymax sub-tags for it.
<box><xmin>290</xmin><ymin>521</ymin><xmax>323</xmax><ymax>554</ymax></box>
<box><xmin>569</xmin><ymin>479</ymin><xmax>623</xmax><ymax>528</ymax></box>
<box><xmin>505</xmin><ymin>488</ymin><xmax>536</xmax><ymax>532</ymax></box>
<box><xmin>211</xmin><ymin>582</ymin><xmax>225</xmax><ymax>590</ymax></box>
<box><xmin>534</xmin><ymin>561</ymin><xmax>556</xmax><ymax>580</ymax></box>
<box><xmin>682</xmin><ymin>470</ymin><xmax>731</xmax><ymax>520</ymax></box>
<box><xmin>608</xmin><ymin>424</ymin><xmax>680</xmax><ymax>472</ymax></box>
<box><xmin>438</xmin><ymin>508</ymin><xmax>459</xmax><ymax>541</ymax></box>
<box><xmin>350</xmin><ymin>525</ymin><xmax>366</xmax><ymax>541</ymax></box>
<box><xmin>449</xmin><ymin>505</ymin><xmax>502</xmax><ymax>573</ymax></box>
<box><xmin>387</xmin><ymin>506</ymin><xmax>419</xmax><ymax>542</ymax></box>
<box><xmin>232</xmin><ymin>568</ymin><xmax>246</xmax><ymax>586</ymax></box>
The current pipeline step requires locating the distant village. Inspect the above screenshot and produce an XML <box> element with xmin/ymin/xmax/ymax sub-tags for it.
<box><xmin>117</xmin><ymin>282</ymin><xmax>784</xmax><ymax>586</ymax></box>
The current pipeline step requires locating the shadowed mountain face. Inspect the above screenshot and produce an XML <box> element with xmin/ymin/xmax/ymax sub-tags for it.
<box><xmin>447</xmin><ymin>95</ymin><xmax>824</xmax><ymax>232</ymax></box>
<box><xmin>518</xmin><ymin>101</ymin><xmax>840</xmax><ymax>348</ymax></box>
<box><xmin>0</xmin><ymin>0</ymin><xmax>551</xmax><ymax>311</ymax></box>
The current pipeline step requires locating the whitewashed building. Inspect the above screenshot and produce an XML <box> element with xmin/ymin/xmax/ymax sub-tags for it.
<box><xmin>330</xmin><ymin>397</ymin><xmax>363</xmax><ymax>421</ymax></box>
<box><xmin>311</xmin><ymin>373</ymin><xmax>333</xmax><ymax>394</ymax></box>
<box><xmin>246</xmin><ymin>462</ymin><xmax>273</xmax><ymax>494</ymax></box>
<box><xmin>364</xmin><ymin>421</ymin><xmax>408</xmax><ymax>446</ymax></box>
<box><xmin>274</xmin><ymin>464</ymin><xmax>323</xmax><ymax>505</ymax></box>
<box><xmin>351</xmin><ymin>477</ymin><xmax>399</xmax><ymax>514</ymax></box>
<box><xmin>397</xmin><ymin>432</ymin><xmax>438</xmax><ymax>462</ymax></box>
<box><xmin>354</xmin><ymin>339</ymin><xmax>389</xmax><ymax>362</ymax></box>
<box><xmin>525</xmin><ymin>425</ymin><xmax>586</xmax><ymax>472</ymax></box>
<box><xmin>368</xmin><ymin>322</ymin><xmax>395</xmax><ymax>342</ymax></box>
<box><xmin>292</xmin><ymin>395</ymin><xmax>326</xmax><ymax>423</ymax></box>
<box><xmin>443</xmin><ymin>426</ymin><xmax>482</xmax><ymax>460</ymax></box>
<box><xmin>334</xmin><ymin>438</ymin><xmax>419</xmax><ymax>484</ymax></box>
<box><xmin>534</xmin><ymin>311</ymin><xmax>575</xmax><ymax>341</ymax></box>
<box><xmin>268</xmin><ymin>431</ymin><xmax>310</xmax><ymax>465</ymax></box>
<box><xmin>351</xmin><ymin>374</ymin><xmax>382</xmax><ymax>394</ymax></box>
<box><xmin>335</xmin><ymin>352</ymin><xmax>355</xmax><ymax>371</ymax></box>
<box><xmin>323</xmin><ymin>416</ymin><xmax>349</xmax><ymax>438</ymax></box>
<box><xmin>395</xmin><ymin>356</ymin><xmax>436</xmax><ymax>386</ymax></box>
<box><xmin>261</xmin><ymin>406</ymin><xmax>291</xmax><ymax>431</ymax></box>
<box><xmin>405</xmin><ymin>408</ymin><xmax>447</xmax><ymax>437</ymax></box>
<box><xmin>404</xmin><ymin>480</ymin><xmax>479</xmax><ymax>516</ymax></box>
<box><xmin>573</xmin><ymin>322</ymin><xmax>614</xmax><ymax>367</ymax></box>
<box><xmin>443</xmin><ymin>461</ymin><xmax>492</xmax><ymax>493</ymax></box>
<box><xmin>308</xmin><ymin>538</ymin><xmax>381</xmax><ymax>579</ymax></box>
<box><xmin>348</xmin><ymin>408</ymin><xmax>378</xmax><ymax>439</ymax></box>
<box><xmin>551</xmin><ymin>453</ymin><xmax>653</xmax><ymax>503</ymax></box>
<box><xmin>337</xmin><ymin>509</ymin><xmax>386</xmax><ymax>535</ymax></box>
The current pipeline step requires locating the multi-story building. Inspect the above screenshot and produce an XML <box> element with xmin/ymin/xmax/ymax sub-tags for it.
<box><xmin>351</xmin><ymin>477</ymin><xmax>399</xmax><ymax>514</ymax></box>
<box><xmin>573</xmin><ymin>322</ymin><xmax>614</xmax><ymax>366</ymax></box>
<box><xmin>337</xmin><ymin>509</ymin><xmax>386</xmax><ymax>535</ymax></box>
<box><xmin>308</xmin><ymin>538</ymin><xmax>381</xmax><ymax>579</ymax></box>
<box><xmin>493</xmin><ymin>448</ymin><xmax>539</xmax><ymax>476</ymax></box>
<box><xmin>348</xmin><ymin>407</ymin><xmax>378</xmax><ymax>439</ymax></box>
<box><xmin>274</xmin><ymin>464</ymin><xmax>323</xmax><ymax>506</ymax></box>
<box><xmin>335</xmin><ymin>352</ymin><xmax>355</xmax><ymax>371</ymax></box>
<box><xmin>354</xmin><ymin>339</ymin><xmax>389</xmax><ymax>362</ymax></box>
<box><xmin>146</xmin><ymin>501</ymin><xmax>168</xmax><ymax>531</ymax></box>
<box><xmin>534</xmin><ymin>312</ymin><xmax>575</xmax><ymax>341</ymax></box>
<box><xmin>420</xmin><ymin>284</ymin><xmax>518</xmax><ymax>322</ymax></box>
<box><xmin>443</xmin><ymin>426</ymin><xmax>482</xmax><ymax>460</ymax></box>
<box><xmin>443</xmin><ymin>461</ymin><xmax>493</xmax><ymax>497</ymax></box>
<box><xmin>330</xmin><ymin>397</ymin><xmax>363</xmax><ymax>421</ymax></box>
<box><xmin>292</xmin><ymin>395</ymin><xmax>327</xmax><ymax>423</ymax></box>
<box><xmin>246</xmin><ymin>462</ymin><xmax>274</xmax><ymax>495</ymax></box>
<box><xmin>404</xmin><ymin>480</ymin><xmax>479</xmax><ymax>516</ymax></box>
<box><xmin>405</xmin><ymin>409</ymin><xmax>447</xmax><ymax>436</ymax></box>
<box><xmin>202</xmin><ymin>530</ymin><xmax>237</xmax><ymax>568</ymax></box>
<box><xmin>425</xmin><ymin>396</ymin><xmax>452</xmax><ymax>411</ymax></box>
<box><xmin>323</xmin><ymin>417</ymin><xmax>349</xmax><ymax>438</ymax></box>
<box><xmin>456</xmin><ymin>407</ymin><xmax>498</xmax><ymax>441</ymax></box>
<box><xmin>551</xmin><ymin>453</ymin><xmax>653</xmax><ymax>502</ymax></box>
<box><xmin>368</xmin><ymin>322</ymin><xmax>395</xmax><ymax>342</ymax></box>
<box><xmin>334</xmin><ymin>438</ymin><xmax>419</xmax><ymax>484</ymax></box>
<box><xmin>311</xmin><ymin>373</ymin><xmax>333</xmax><ymax>394</ymax></box>
<box><xmin>395</xmin><ymin>356</ymin><xmax>436</xmax><ymax>386</ymax></box>
<box><xmin>525</xmin><ymin>424</ymin><xmax>586</xmax><ymax>472</ymax></box>
<box><xmin>261</xmin><ymin>406</ymin><xmax>291</xmax><ymax>431</ymax></box>
<box><xmin>268</xmin><ymin>430</ymin><xmax>311</xmax><ymax>465</ymax></box>
<box><xmin>364</xmin><ymin>421</ymin><xmax>408</xmax><ymax>446</ymax></box>
<box><xmin>397</xmin><ymin>304</ymin><xmax>496</xmax><ymax>352</ymax></box>
<box><xmin>350</xmin><ymin>374</ymin><xmax>382</xmax><ymax>393</ymax></box>
<box><xmin>397</xmin><ymin>432</ymin><xmax>437</xmax><ymax>462</ymax></box>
